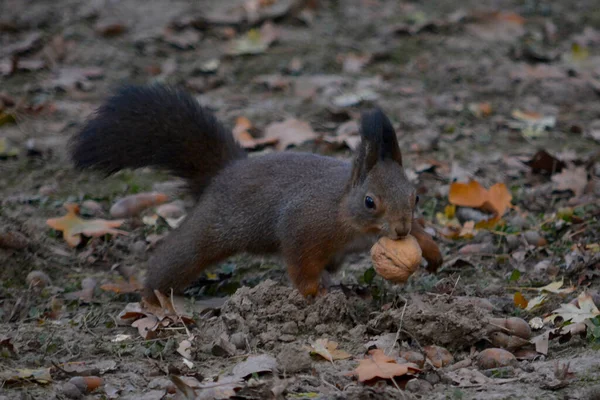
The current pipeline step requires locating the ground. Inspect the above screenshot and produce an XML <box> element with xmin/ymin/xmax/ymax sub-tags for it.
<box><xmin>1</xmin><ymin>0</ymin><xmax>600</xmax><ymax>399</ymax></box>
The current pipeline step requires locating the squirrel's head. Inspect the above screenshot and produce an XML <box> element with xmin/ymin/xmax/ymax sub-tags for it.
<box><xmin>344</xmin><ymin>108</ymin><xmax>416</xmax><ymax>240</ymax></box>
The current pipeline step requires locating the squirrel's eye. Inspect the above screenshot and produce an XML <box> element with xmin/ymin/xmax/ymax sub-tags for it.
<box><xmin>365</xmin><ymin>196</ymin><xmax>376</xmax><ymax>210</ymax></box>
<box><xmin>415</xmin><ymin>195</ymin><xmax>420</xmax><ymax>206</ymax></box>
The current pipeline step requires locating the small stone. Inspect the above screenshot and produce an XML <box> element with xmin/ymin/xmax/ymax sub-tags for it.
<box><xmin>278</xmin><ymin>334</ymin><xmax>296</xmax><ymax>342</ymax></box>
<box><xmin>523</xmin><ymin>231</ymin><xmax>547</xmax><ymax>247</ymax></box>
<box><xmin>230</xmin><ymin>332</ymin><xmax>248</xmax><ymax>350</ymax></box>
<box><xmin>148</xmin><ymin>377</ymin><xmax>174</xmax><ymax>391</ymax></box>
<box><xmin>211</xmin><ymin>335</ymin><xmax>236</xmax><ymax>357</ymax></box>
<box><xmin>305</xmin><ymin>312</ymin><xmax>319</xmax><ymax>327</ymax></box>
<box><xmin>405</xmin><ymin>378</ymin><xmax>433</xmax><ymax>393</ymax></box>
<box><xmin>505</xmin><ymin>235</ymin><xmax>520</xmax><ymax>251</ymax></box>
<box><xmin>38</xmin><ymin>184</ymin><xmax>57</xmax><ymax>196</ymax></box>
<box><xmin>60</xmin><ymin>382</ymin><xmax>83</xmax><ymax>399</ymax></box>
<box><xmin>277</xmin><ymin>344</ymin><xmax>312</xmax><ymax>373</ymax></box>
<box><xmin>315</xmin><ymin>324</ymin><xmax>329</xmax><ymax>334</ymax></box>
<box><xmin>281</xmin><ymin>321</ymin><xmax>298</xmax><ymax>335</ymax></box>
<box><xmin>81</xmin><ymin>200</ymin><xmax>104</xmax><ymax>215</ymax></box>
<box><xmin>130</xmin><ymin>240</ymin><xmax>147</xmax><ymax>256</ymax></box>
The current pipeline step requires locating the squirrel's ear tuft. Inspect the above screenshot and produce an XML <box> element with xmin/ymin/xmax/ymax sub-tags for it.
<box><xmin>351</xmin><ymin>108</ymin><xmax>403</xmax><ymax>185</ymax></box>
<box><xmin>362</xmin><ymin>108</ymin><xmax>402</xmax><ymax>166</ymax></box>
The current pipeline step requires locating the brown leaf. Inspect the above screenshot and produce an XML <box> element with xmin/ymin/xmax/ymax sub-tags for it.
<box><xmin>100</xmin><ymin>276</ymin><xmax>143</xmax><ymax>294</ymax></box>
<box><xmin>309</xmin><ymin>338</ymin><xmax>352</xmax><ymax>361</ymax></box>
<box><xmin>132</xmin><ymin>315</ymin><xmax>159</xmax><ymax>339</ymax></box>
<box><xmin>226</xmin><ymin>21</ymin><xmax>279</xmax><ymax>56</ymax></box>
<box><xmin>233</xmin><ymin>116</ymin><xmax>278</xmax><ymax>149</ymax></box>
<box><xmin>514</xmin><ymin>292</ymin><xmax>528</xmax><ymax>309</ymax></box>
<box><xmin>95</xmin><ymin>20</ymin><xmax>127</xmax><ymax>37</ymax></box>
<box><xmin>47</xmin><ymin>203</ymin><xmax>127</xmax><ymax>247</ymax></box>
<box><xmin>351</xmin><ymin>349</ymin><xmax>420</xmax><ymax>382</ymax></box>
<box><xmin>551</xmin><ymin>165</ymin><xmax>588</xmax><ymax>198</ymax></box>
<box><xmin>264</xmin><ymin>118</ymin><xmax>317</xmax><ymax>151</ymax></box>
<box><xmin>448</xmin><ymin>180</ymin><xmax>512</xmax><ymax>216</ymax></box>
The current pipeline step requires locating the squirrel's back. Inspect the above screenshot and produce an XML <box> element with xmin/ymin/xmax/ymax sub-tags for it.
<box><xmin>71</xmin><ymin>85</ymin><xmax>246</xmax><ymax>197</ymax></box>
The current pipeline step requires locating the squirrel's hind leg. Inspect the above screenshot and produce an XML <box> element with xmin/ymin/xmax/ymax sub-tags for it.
<box><xmin>142</xmin><ymin>214</ymin><xmax>236</xmax><ymax>303</ymax></box>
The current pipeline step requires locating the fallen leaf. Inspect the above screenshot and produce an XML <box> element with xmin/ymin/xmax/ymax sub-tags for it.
<box><xmin>510</xmin><ymin>110</ymin><xmax>556</xmax><ymax>138</ymax></box>
<box><xmin>340</xmin><ymin>53</ymin><xmax>371</xmax><ymax>73</ymax></box>
<box><xmin>177</xmin><ymin>339</ymin><xmax>193</xmax><ymax>359</ymax></box>
<box><xmin>525</xmin><ymin>294</ymin><xmax>547</xmax><ymax>311</ymax></box>
<box><xmin>264</xmin><ymin>118</ymin><xmax>318</xmax><ymax>151</ymax></box>
<box><xmin>95</xmin><ymin>20</ymin><xmax>127</xmax><ymax>37</ymax></box>
<box><xmin>132</xmin><ymin>315</ymin><xmax>159</xmax><ymax>339</ymax></box>
<box><xmin>551</xmin><ymin>165</ymin><xmax>588</xmax><ymax>198</ymax></box>
<box><xmin>47</xmin><ymin>203</ymin><xmax>127</xmax><ymax>247</ymax></box>
<box><xmin>526</xmin><ymin>150</ymin><xmax>565</xmax><ymax>174</ymax></box>
<box><xmin>333</xmin><ymin>88</ymin><xmax>378</xmax><ymax>108</ymax></box>
<box><xmin>546</xmin><ymin>292</ymin><xmax>600</xmax><ymax>324</ymax></box>
<box><xmin>0</xmin><ymin>367</ymin><xmax>52</xmax><ymax>385</ymax></box>
<box><xmin>232</xmin><ymin>354</ymin><xmax>278</xmax><ymax>379</ymax></box>
<box><xmin>514</xmin><ymin>292</ymin><xmax>528</xmax><ymax>309</ymax></box>
<box><xmin>536</xmin><ymin>278</ymin><xmax>576</xmax><ymax>294</ymax></box>
<box><xmin>233</xmin><ymin>116</ymin><xmax>279</xmax><ymax>149</ymax></box>
<box><xmin>350</xmin><ymin>349</ymin><xmax>420</xmax><ymax>382</ymax></box>
<box><xmin>100</xmin><ymin>275</ymin><xmax>144</xmax><ymax>294</ymax></box>
<box><xmin>468</xmin><ymin>102</ymin><xmax>492</xmax><ymax>118</ymax></box>
<box><xmin>466</xmin><ymin>11</ymin><xmax>525</xmax><ymax>42</ymax></box>
<box><xmin>226</xmin><ymin>22</ymin><xmax>279</xmax><ymax>55</ymax></box>
<box><xmin>448</xmin><ymin>180</ymin><xmax>512</xmax><ymax>216</ymax></box>
<box><xmin>162</xmin><ymin>28</ymin><xmax>201</xmax><ymax>50</ymax></box>
<box><xmin>308</xmin><ymin>338</ymin><xmax>352</xmax><ymax>362</ymax></box>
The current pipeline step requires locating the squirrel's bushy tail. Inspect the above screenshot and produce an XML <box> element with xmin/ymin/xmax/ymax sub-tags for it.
<box><xmin>70</xmin><ymin>84</ymin><xmax>246</xmax><ymax>197</ymax></box>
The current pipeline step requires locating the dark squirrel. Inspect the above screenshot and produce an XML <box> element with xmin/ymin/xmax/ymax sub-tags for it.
<box><xmin>70</xmin><ymin>84</ymin><xmax>443</xmax><ymax>301</ymax></box>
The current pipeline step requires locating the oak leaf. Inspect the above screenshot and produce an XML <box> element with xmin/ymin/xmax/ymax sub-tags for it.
<box><xmin>351</xmin><ymin>349</ymin><xmax>420</xmax><ymax>382</ymax></box>
<box><xmin>46</xmin><ymin>203</ymin><xmax>127</xmax><ymax>247</ymax></box>
<box><xmin>448</xmin><ymin>180</ymin><xmax>512</xmax><ymax>216</ymax></box>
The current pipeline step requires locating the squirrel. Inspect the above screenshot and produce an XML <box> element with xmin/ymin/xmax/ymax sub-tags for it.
<box><xmin>70</xmin><ymin>84</ymin><xmax>443</xmax><ymax>301</ymax></box>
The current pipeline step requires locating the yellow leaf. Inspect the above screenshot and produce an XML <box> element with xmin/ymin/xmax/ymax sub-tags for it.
<box><xmin>514</xmin><ymin>292</ymin><xmax>528</xmax><ymax>309</ymax></box>
<box><xmin>537</xmin><ymin>278</ymin><xmax>576</xmax><ymax>294</ymax></box>
<box><xmin>525</xmin><ymin>294</ymin><xmax>547</xmax><ymax>311</ymax></box>
<box><xmin>47</xmin><ymin>203</ymin><xmax>127</xmax><ymax>247</ymax></box>
<box><xmin>309</xmin><ymin>338</ymin><xmax>351</xmax><ymax>361</ymax></box>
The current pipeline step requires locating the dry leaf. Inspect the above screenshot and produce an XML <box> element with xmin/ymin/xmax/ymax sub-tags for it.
<box><xmin>546</xmin><ymin>292</ymin><xmax>600</xmax><ymax>324</ymax></box>
<box><xmin>309</xmin><ymin>338</ymin><xmax>351</xmax><ymax>362</ymax></box>
<box><xmin>233</xmin><ymin>116</ymin><xmax>278</xmax><ymax>149</ymax></box>
<box><xmin>177</xmin><ymin>339</ymin><xmax>193</xmax><ymax>359</ymax></box>
<box><xmin>132</xmin><ymin>315</ymin><xmax>159</xmax><ymax>339</ymax></box>
<box><xmin>350</xmin><ymin>349</ymin><xmax>420</xmax><ymax>382</ymax></box>
<box><xmin>232</xmin><ymin>354</ymin><xmax>278</xmax><ymax>379</ymax></box>
<box><xmin>448</xmin><ymin>180</ymin><xmax>512</xmax><ymax>216</ymax></box>
<box><xmin>536</xmin><ymin>278</ymin><xmax>576</xmax><ymax>294</ymax></box>
<box><xmin>264</xmin><ymin>118</ymin><xmax>318</xmax><ymax>151</ymax></box>
<box><xmin>514</xmin><ymin>292</ymin><xmax>528</xmax><ymax>309</ymax></box>
<box><xmin>510</xmin><ymin>110</ymin><xmax>556</xmax><ymax>138</ymax></box>
<box><xmin>551</xmin><ymin>165</ymin><xmax>588</xmax><ymax>198</ymax></box>
<box><xmin>525</xmin><ymin>294</ymin><xmax>547</xmax><ymax>311</ymax></box>
<box><xmin>47</xmin><ymin>203</ymin><xmax>127</xmax><ymax>247</ymax></box>
<box><xmin>226</xmin><ymin>21</ymin><xmax>279</xmax><ymax>55</ymax></box>
<box><xmin>100</xmin><ymin>276</ymin><xmax>144</xmax><ymax>294</ymax></box>
<box><xmin>0</xmin><ymin>367</ymin><xmax>52</xmax><ymax>384</ymax></box>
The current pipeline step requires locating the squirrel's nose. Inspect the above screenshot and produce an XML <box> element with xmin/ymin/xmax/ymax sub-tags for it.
<box><xmin>392</xmin><ymin>221</ymin><xmax>411</xmax><ymax>239</ymax></box>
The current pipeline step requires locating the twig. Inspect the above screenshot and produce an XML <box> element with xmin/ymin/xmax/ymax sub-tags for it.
<box><xmin>386</xmin><ymin>301</ymin><xmax>407</xmax><ymax>356</ymax></box>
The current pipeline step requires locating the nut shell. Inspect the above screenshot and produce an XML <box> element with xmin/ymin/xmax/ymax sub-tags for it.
<box><xmin>370</xmin><ymin>235</ymin><xmax>422</xmax><ymax>283</ymax></box>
